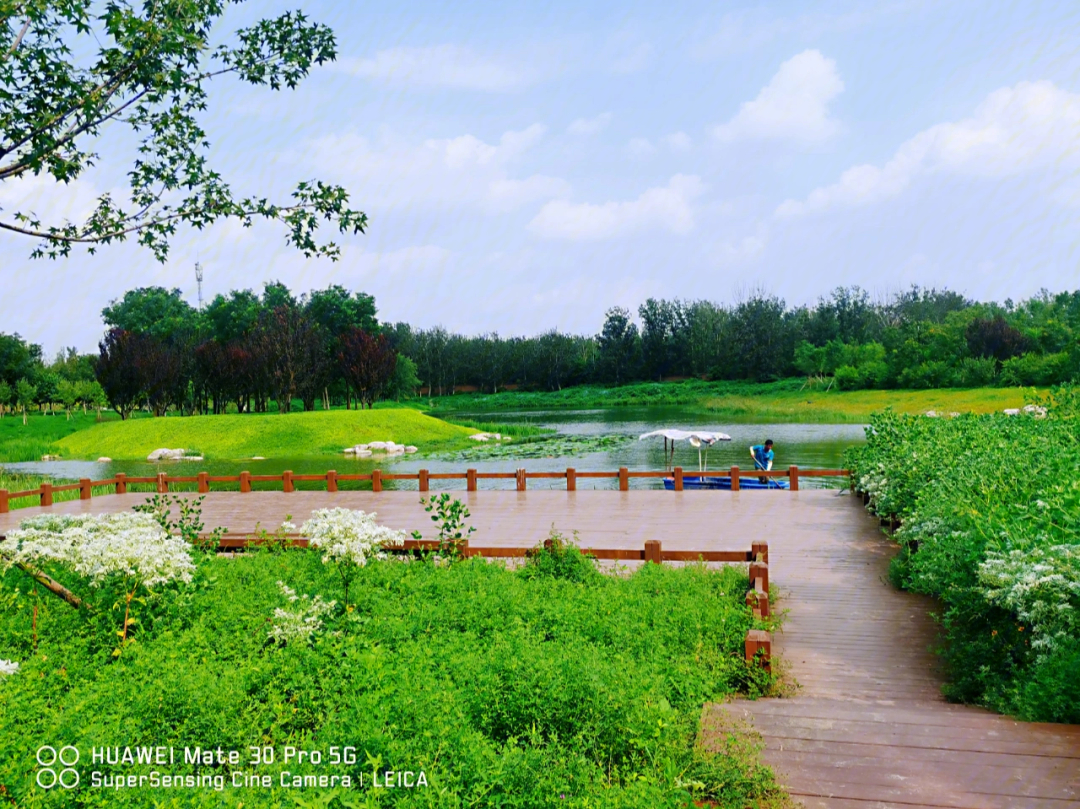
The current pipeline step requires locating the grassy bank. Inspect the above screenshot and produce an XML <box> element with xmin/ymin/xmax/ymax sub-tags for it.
<box><xmin>0</xmin><ymin>412</ymin><xmax>114</xmax><ymax>463</ymax></box>
<box><xmin>53</xmin><ymin>409</ymin><xmax>478</xmax><ymax>460</ymax></box>
<box><xmin>0</xmin><ymin>538</ymin><xmax>785</xmax><ymax>808</ymax></box>
<box><xmin>429</xmin><ymin>380</ymin><xmax>1043</xmax><ymax>422</ymax></box>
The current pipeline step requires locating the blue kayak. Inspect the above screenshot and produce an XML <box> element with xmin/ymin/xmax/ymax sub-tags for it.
<box><xmin>663</xmin><ymin>475</ymin><xmax>789</xmax><ymax>490</ymax></box>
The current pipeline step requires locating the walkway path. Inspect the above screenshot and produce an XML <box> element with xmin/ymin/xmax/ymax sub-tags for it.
<box><xmin>3</xmin><ymin>489</ymin><xmax>1078</xmax><ymax>806</ymax></box>
<box><xmin>704</xmin><ymin>494</ymin><xmax>1080</xmax><ymax>809</ymax></box>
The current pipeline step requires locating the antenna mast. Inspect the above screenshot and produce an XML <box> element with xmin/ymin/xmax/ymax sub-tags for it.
<box><xmin>195</xmin><ymin>262</ymin><xmax>204</xmax><ymax>309</ymax></box>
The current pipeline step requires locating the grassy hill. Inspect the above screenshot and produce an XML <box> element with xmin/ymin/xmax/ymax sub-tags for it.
<box><xmin>55</xmin><ymin>409</ymin><xmax>477</xmax><ymax>460</ymax></box>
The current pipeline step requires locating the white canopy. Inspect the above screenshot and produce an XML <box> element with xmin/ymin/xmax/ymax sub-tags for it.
<box><xmin>638</xmin><ymin>429</ymin><xmax>731</xmax><ymax>444</ymax></box>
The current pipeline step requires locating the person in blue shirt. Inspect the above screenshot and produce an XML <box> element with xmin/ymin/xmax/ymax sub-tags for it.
<box><xmin>750</xmin><ymin>440</ymin><xmax>774</xmax><ymax>483</ymax></box>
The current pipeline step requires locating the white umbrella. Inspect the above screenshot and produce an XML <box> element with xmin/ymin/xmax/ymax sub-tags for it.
<box><xmin>639</xmin><ymin>429</ymin><xmax>731</xmax><ymax>470</ymax></box>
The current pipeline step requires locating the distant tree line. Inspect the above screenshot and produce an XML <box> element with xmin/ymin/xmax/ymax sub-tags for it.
<box><xmin>4</xmin><ymin>284</ymin><xmax>1078</xmax><ymax>423</ymax></box>
<box><xmin>388</xmin><ymin>286</ymin><xmax>1080</xmax><ymax>393</ymax></box>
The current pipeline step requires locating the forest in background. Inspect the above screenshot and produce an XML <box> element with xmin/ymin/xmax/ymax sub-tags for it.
<box><xmin>1</xmin><ymin>283</ymin><xmax>1079</xmax><ymax>419</ymax></box>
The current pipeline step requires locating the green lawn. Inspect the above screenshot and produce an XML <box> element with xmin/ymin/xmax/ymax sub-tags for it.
<box><xmin>53</xmin><ymin>409</ymin><xmax>478</xmax><ymax>460</ymax></box>
<box><xmin>0</xmin><ymin>411</ymin><xmax>115</xmax><ymax>463</ymax></box>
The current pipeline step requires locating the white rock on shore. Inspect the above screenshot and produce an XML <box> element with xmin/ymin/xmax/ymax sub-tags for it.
<box><xmin>147</xmin><ymin>448</ymin><xmax>200</xmax><ymax>461</ymax></box>
<box><xmin>97</xmin><ymin>457</ymin><xmax>112</xmax><ymax>462</ymax></box>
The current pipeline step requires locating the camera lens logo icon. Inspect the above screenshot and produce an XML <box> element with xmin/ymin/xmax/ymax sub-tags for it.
<box><xmin>36</xmin><ymin>746</ymin><xmax>80</xmax><ymax>789</ymax></box>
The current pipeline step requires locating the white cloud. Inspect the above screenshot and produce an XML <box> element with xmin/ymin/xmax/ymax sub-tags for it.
<box><xmin>625</xmin><ymin>137</ymin><xmax>656</xmax><ymax>159</ymax></box>
<box><xmin>713</xmin><ymin>50</ymin><xmax>844</xmax><ymax>143</ymax></box>
<box><xmin>664</xmin><ymin>132</ymin><xmax>692</xmax><ymax>151</ymax></box>
<box><xmin>528</xmin><ymin>174</ymin><xmax>706</xmax><ymax>241</ymax></box>
<box><xmin>0</xmin><ymin>172</ymin><xmax>108</xmax><ymax>226</ymax></box>
<box><xmin>308</xmin><ymin>124</ymin><xmax>570</xmax><ymax>213</ymax></box>
<box><xmin>339</xmin><ymin>45</ymin><xmax>534</xmax><ymax>92</ymax></box>
<box><xmin>777</xmin><ymin>80</ymin><xmax>1080</xmax><ymax>217</ymax></box>
<box><xmin>567</xmin><ymin>112</ymin><xmax>612</xmax><ymax>136</ymax></box>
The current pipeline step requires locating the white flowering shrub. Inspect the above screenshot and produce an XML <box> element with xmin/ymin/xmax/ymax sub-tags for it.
<box><xmin>268</xmin><ymin>581</ymin><xmax>336</xmax><ymax>645</ymax></box>
<box><xmin>0</xmin><ymin>659</ymin><xmax>18</xmax><ymax>677</ymax></box>
<box><xmin>1</xmin><ymin>513</ymin><xmax>196</xmax><ymax>654</ymax></box>
<box><xmin>300</xmin><ymin>508</ymin><xmax>407</xmax><ymax>604</ymax></box>
<box><xmin>1</xmin><ymin>513</ymin><xmax>195</xmax><ymax>587</ymax></box>
<box><xmin>979</xmin><ymin>544</ymin><xmax>1080</xmax><ymax>654</ymax></box>
<box><xmin>301</xmin><ymin>508</ymin><xmax>407</xmax><ymax>566</ymax></box>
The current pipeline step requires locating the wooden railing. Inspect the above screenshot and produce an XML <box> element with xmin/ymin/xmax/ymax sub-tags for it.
<box><xmin>0</xmin><ymin>466</ymin><xmax>850</xmax><ymax>513</ymax></box>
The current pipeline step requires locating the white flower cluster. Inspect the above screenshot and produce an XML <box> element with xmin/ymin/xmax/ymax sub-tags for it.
<box><xmin>268</xmin><ymin>581</ymin><xmax>336</xmax><ymax>644</ymax></box>
<box><xmin>0</xmin><ymin>659</ymin><xmax>19</xmax><ymax>677</ymax></box>
<box><xmin>1</xmin><ymin>513</ymin><xmax>195</xmax><ymax>587</ymax></box>
<box><xmin>979</xmin><ymin>543</ymin><xmax>1080</xmax><ymax>653</ymax></box>
<box><xmin>300</xmin><ymin>508</ymin><xmax>407</xmax><ymax>568</ymax></box>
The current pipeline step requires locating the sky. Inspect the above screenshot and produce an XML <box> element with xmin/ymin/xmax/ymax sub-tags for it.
<box><xmin>3</xmin><ymin>0</ymin><xmax>1080</xmax><ymax>357</ymax></box>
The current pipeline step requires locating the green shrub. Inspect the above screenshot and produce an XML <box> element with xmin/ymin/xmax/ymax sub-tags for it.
<box><xmin>999</xmin><ymin>351</ymin><xmax>1071</xmax><ymax>386</ymax></box>
<box><xmin>519</xmin><ymin>528</ymin><xmax>601</xmax><ymax>584</ymax></box>
<box><xmin>0</xmin><ymin>547</ymin><xmax>782</xmax><ymax>807</ymax></box>
<box><xmin>956</xmin><ymin>356</ymin><xmax>997</xmax><ymax>387</ymax></box>
<box><xmin>845</xmin><ymin>388</ymin><xmax>1080</xmax><ymax>722</ymax></box>
<box><xmin>832</xmin><ymin>365</ymin><xmax>863</xmax><ymax>390</ymax></box>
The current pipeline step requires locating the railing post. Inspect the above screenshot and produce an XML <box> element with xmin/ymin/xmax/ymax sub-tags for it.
<box><xmin>745</xmin><ymin>630</ymin><xmax>772</xmax><ymax>673</ymax></box>
<box><xmin>749</xmin><ymin>561</ymin><xmax>769</xmax><ymax>595</ymax></box>
<box><xmin>197</xmin><ymin>472</ymin><xmax>209</xmax><ymax>494</ymax></box>
<box><xmin>516</xmin><ymin>469</ymin><xmax>526</xmax><ymax>491</ymax></box>
<box><xmin>283</xmin><ymin>470</ymin><xmax>294</xmax><ymax>493</ymax></box>
<box><xmin>789</xmin><ymin>465</ymin><xmax>799</xmax><ymax>491</ymax></box>
<box><xmin>566</xmin><ymin>468</ymin><xmax>576</xmax><ymax>491</ymax></box>
<box><xmin>326</xmin><ymin>470</ymin><xmax>337</xmax><ymax>493</ymax></box>
<box><xmin>746</xmin><ymin>585</ymin><xmax>770</xmax><ymax>618</ymax></box>
<box><xmin>674</xmin><ymin>466</ymin><xmax>684</xmax><ymax>491</ymax></box>
<box><xmin>156</xmin><ymin>472</ymin><xmax>168</xmax><ymax>494</ymax></box>
<box><xmin>751</xmin><ymin>541</ymin><xmax>769</xmax><ymax>564</ymax></box>
<box><xmin>644</xmin><ymin>539</ymin><xmax>662</xmax><ymax>564</ymax></box>
<box><xmin>115</xmin><ymin>473</ymin><xmax>127</xmax><ymax>494</ymax></box>
<box><xmin>41</xmin><ymin>482</ymin><xmax>52</xmax><ymax>507</ymax></box>
<box><xmin>419</xmin><ymin>469</ymin><xmax>429</xmax><ymax>492</ymax></box>
<box><xmin>730</xmin><ymin>466</ymin><xmax>740</xmax><ymax>491</ymax></box>
<box><xmin>618</xmin><ymin>467</ymin><xmax>629</xmax><ymax>491</ymax></box>
<box><xmin>240</xmin><ymin>471</ymin><xmax>251</xmax><ymax>493</ymax></box>
<box><xmin>467</xmin><ymin>469</ymin><xmax>477</xmax><ymax>492</ymax></box>
<box><xmin>372</xmin><ymin>469</ymin><xmax>382</xmax><ymax>492</ymax></box>
<box><xmin>0</xmin><ymin>490</ymin><xmax>8</xmax><ymax>514</ymax></box>
<box><xmin>79</xmin><ymin>478</ymin><xmax>92</xmax><ymax>500</ymax></box>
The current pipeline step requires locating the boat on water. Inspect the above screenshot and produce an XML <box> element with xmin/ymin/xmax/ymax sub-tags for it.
<box><xmin>662</xmin><ymin>475</ymin><xmax>789</xmax><ymax>490</ymax></box>
<box><xmin>639</xmin><ymin>429</ymin><xmax>789</xmax><ymax>490</ymax></box>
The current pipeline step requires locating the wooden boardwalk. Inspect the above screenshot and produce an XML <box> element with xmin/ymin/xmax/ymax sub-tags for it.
<box><xmin>2</xmin><ymin>490</ymin><xmax>1078</xmax><ymax>806</ymax></box>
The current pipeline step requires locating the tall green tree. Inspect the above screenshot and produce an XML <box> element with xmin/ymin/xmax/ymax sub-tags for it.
<box><xmin>596</xmin><ymin>307</ymin><xmax>640</xmax><ymax>385</ymax></box>
<box><xmin>101</xmin><ymin>287</ymin><xmax>197</xmax><ymax>339</ymax></box>
<box><xmin>1</xmin><ymin>1</ymin><xmax>365</xmax><ymax>260</ymax></box>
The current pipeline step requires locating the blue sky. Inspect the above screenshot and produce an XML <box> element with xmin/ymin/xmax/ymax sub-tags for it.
<box><xmin>3</xmin><ymin>0</ymin><xmax>1080</xmax><ymax>356</ymax></box>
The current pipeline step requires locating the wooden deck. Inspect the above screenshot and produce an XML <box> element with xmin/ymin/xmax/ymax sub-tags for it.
<box><xmin>3</xmin><ymin>490</ymin><xmax>1078</xmax><ymax>807</ymax></box>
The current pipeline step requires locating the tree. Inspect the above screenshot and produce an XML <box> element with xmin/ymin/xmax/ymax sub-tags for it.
<box><xmin>2</xmin><ymin>2</ymin><xmax>365</xmax><ymax>261</ymax></box>
<box><xmin>0</xmin><ymin>332</ymin><xmax>41</xmax><ymax>387</ymax></box>
<box><xmin>385</xmin><ymin>355</ymin><xmax>420</xmax><ymax>401</ymax></box>
<box><xmin>101</xmin><ymin>287</ymin><xmax>197</xmax><ymax>339</ymax></box>
<box><xmin>15</xmin><ymin>378</ymin><xmax>36</xmax><ymax>425</ymax></box>
<box><xmin>965</xmin><ymin>315</ymin><xmax>1029</xmax><ymax>364</ymax></box>
<box><xmin>57</xmin><ymin>378</ymin><xmax>78</xmax><ymax>419</ymax></box>
<box><xmin>0</xmin><ymin>379</ymin><xmax>11</xmax><ymax>417</ymax></box>
<box><xmin>338</xmin><ymin>329</ymin><xmax>396</xmax><ymax>409</ymax></box>
<box><xmin>95</xmin><ymin>328</ymin><xmax>143</xmax><ymax>420</ymax></box>
<box><xmin>596</xmin><ymin>307</ymin><xmax>640</xmax><ymax>385</ymax></box>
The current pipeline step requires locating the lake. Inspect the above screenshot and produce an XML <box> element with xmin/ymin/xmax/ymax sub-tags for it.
<box><xmin>2</xmin><ymin>407</ymin><xmax>866</xmax><ymax>490</ymax></box>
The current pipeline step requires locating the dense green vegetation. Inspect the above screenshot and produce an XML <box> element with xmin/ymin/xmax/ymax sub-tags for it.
<box><xmin>844</xmin><ymin>389</ymin><xmax>1080</xmax><ymax>722</ymax></box>
<box><xmin>398</xmin><ymin>286</ymin><xmax>1080</xmax><ymax>393</ymax></box>
<box><xmin>0</xmin><ymin>538</ymin><xmax>783</xmax><ymax>807</ymax></box>
<box><xmin>54</xmin><ymin>410</ymin><xmax>476</xmax><ymax>460</ymax></box>
<box><xmin>432</xmin><ymin>379</ymin><xmax>1039</xmax><ymax>421</ymax></box>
